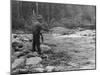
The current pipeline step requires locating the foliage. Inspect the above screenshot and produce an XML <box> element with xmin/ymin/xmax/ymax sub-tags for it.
<box><xmin>11</xmin><ymin>0</ymin><xmax>96</xmax><ymax>33</ymax></box>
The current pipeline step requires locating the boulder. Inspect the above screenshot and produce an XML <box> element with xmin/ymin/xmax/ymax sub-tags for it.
<box><xmin>45</xmin><ymin>66</ymin><xmax>55</xmax><ymax>72</ymax></box>
<box><xmin>11</xmin><ymin>69</ymin><xmax>20</xmax><ymax>75</ymax></box>
<box><xmin>13</xmin><ymin>51</ymin><xmax>28</xmax><ymax>58</ymax></box>
<box><xmin>12</xmin><ymin>57</ymin><xmax>25</xmax><ymax>69</ymax></box>
<box><xmin>12</xmin><ymin>34</ymin><xmax>18</xmax><ymax>38</ymax></box>
<box><xmin>36</xmin><ymin>64</ymin><xmax>43</xmax><ymax>68</ymax></box>
<box><xmin>26</xmin><ymin>57</ymin><xmax>42</xmax><ymax>67</ymax></box>
<box><xmin>40</xmin><ymin>54</ymin><xmax>48</xmax><ymax>59</ymax></box>
<box><xmin>12</xmin><ymin>37</ymin><xmax>20</xmax><ymax>43</ymax></box>
<box><xmin>24</xmin><ymin>42</ymin><xmax>32</xmax><ymax>50</ymax></box>
<box><xmin>40</xmin><ymin>44</ymin><xmax>53</xmax><ymax>54</ymax></box>
<box><xmin>41</xmin><ymin>44</ymin><xmax>51</xmax><ymax>51</ymax></box>
<box><xmin>26</xmin><ymin>52</ymin><xmax>39</xmax><ymax>58</ymax></box>
<box><xmin>11</xmin><ymin>56</ymin><xmax>17</xmax><ymax>63</ymax></box>
<box><xmin>54</xmin><ymin>66</ymin><xmax>65</xmax><ymax>71</ymax></box>
<box><xmin>19</xmin><ymin>68</ymin><xmax>29</xmax><ymax>74</ymax></box>
<box><xmin>22</xmin><ymin>50</ymin><xmax>31</xmax><ymax>55</ymax></box>
<box><xmin>20</xmin><ymin>36</ymin><xmax>29</xmax><ymax>42</ymax></box>
<box><xmin>14</xmin><ymin>52</ymin><xmax>24</xmax><ymax>57</ymax></box>
<box><xmin>34</xmin><ymin>68</ymin><xmax>44</xmax><ymax>72</ymax></box>
<box><xmin>12</xmin><ymin>41</ymin><xmax>24</xmax><ymax>52</ymax></box>
<box><xmin>75</xmin><ymin>30</ymin><xmax>95</xmax><ymax>37</ymax></box>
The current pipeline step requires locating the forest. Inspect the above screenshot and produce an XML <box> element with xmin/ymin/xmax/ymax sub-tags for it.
<box><xmin>11</xmin><ymin>0</ymin><xmax>96</xmax><ymax>33</ymax></box>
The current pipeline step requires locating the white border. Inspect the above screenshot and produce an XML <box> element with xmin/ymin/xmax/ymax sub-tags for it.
<box><xmin>0</xmin><ymin>0</ymin><xmax>100</xmax><ymax>75</ymax></box>
<box><xmin>20</xmin><ymin>0</ymin><xmax>96</xmax><ymax>5</ymax></box>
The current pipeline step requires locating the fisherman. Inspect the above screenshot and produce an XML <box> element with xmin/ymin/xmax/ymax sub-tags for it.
<box><xmin>32</xmin><ymin>15</ymin><xmax>48</xmax><ymax>54</ymax></box>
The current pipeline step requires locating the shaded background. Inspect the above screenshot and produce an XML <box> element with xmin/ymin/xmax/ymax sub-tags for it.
<box><xmin>11</xmin><ymin>0</ymin><xmax>96</xmax><ymax>33</ymax></box>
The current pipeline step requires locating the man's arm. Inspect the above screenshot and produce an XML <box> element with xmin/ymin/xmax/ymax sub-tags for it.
<box><xmin>40</xmin><ymin>33</ymin><xmax>44</xmax><ymax>43</ymax></box>
<box><xmin>41</xmin><ymin>23</ymin><xmax>49</xmax><ymax>32</ymax></box>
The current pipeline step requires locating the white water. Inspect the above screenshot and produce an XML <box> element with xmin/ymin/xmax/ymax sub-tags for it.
<box><xmin>52</xmin><ymin>33</ymin><xmax>85</xmax><ymax>39</ymax></box>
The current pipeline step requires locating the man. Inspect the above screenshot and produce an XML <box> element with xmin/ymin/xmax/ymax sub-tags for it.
<box><xmin>32</xmin><ymin>15</ymin><xmax>48</xmax><ymax>54</ymax></box>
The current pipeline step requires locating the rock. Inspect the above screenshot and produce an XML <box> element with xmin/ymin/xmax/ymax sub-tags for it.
<box><xmin>11</xmin><ymin>69</ymin><xmax>20</xmax><ymax>75</ymax></box>
<box><xmin>88</xmin><ymin>60</ymin><xmax>95</xmax><ymax>64</ymax></box>
<box><xmin>80</xmin><ymin>65</ymin><xmax>95</xmax><ymax>69</ymax></box>
<box><xmin>26</xmin><ymin>57</ymin><xmax>42</xmax><ymax>66</ymax></box>
<box><xmin>15</xmin><ymin>30</ymin><xmax>24</xmax><ymax>34</ymax></box>
<box><xmin>19</xmin><ymin>68</ymin><xmax>29</xmax><ymax>74</ymax></box>
<box><xmin>11</xmin><ymin>48</ymin><xmax>15</xmax><ymax>55</ymax></box>
<box><xmin>45</xmin><ymin>66</ymin><xmax>55</xmax><ymax>72</ymax></box>
<box><xmin>26</xmin><ymin>52</ymin><xmax>39</xmax><ymax>58</ymax></box>
<box><xmin>81</xmin><ymin>60</ymin><xmax>95</xmax><ymax>66</ymax></box>
<box><xmin>20</xmin><ymin>37</ymin><xmax>29</xmax><ymax>42</ymax></box>
<box><xmin>22</xmin><ymin>50</ymin><xmax>31</xmax><ymax>53</ymax></box>
<box><xmin>33</xmin><ymin>52</ymin><xmax>39</xmax><ymax>56</ymax></box>
<box><xmin>36</xmin><ymin>64</ymin><xmax>43</xmax><ymax>68</ymax></box>
<box><xmin>40</xmin><ymin>44</ymin><xmax>53</xmax><ymax>54</ymax></box>
<box><xmin>55</xmin><ymin>66</ymin><xmax>65</xmax><ymax>71</ymax></box>
<box><xmin>11</xmin><ymin>56</ymin><xmax>17</xmax><ymax>63</ymax></box>
<box><xmin>14</xmin><ymin>52</ymin><xmax>24</xmax><ymax>57</ymax></box>
<box><xmin>40</xmin><ymin>54</ymin><xmax>48</xmax><ymax>59</ymax></box>
<box><xmin>12</xmin><ymin>41</ymin><xmax>24</xmax><ymax>52</ymax></box>
<box><xmin>13</xmin><ymin>34</ymin><xmax>18</xmax><ymax>38</ymax></box>
<box><xmin>28</xmin><ymin>64</ymin><xmax>43</xmax><ymax>73</ymax></box>
<box><xmin>75</xmin><ymin>30</ymin><xmax>95</xmax><ymax>37</ymax></box>
<box><xmin>24</xmin><ymin>42</ymin><xmax>32</xmax><ymax>50</ymax></box>
<box><xmin>34</xmin><ymin>68</ymin><xmax>44</xmax><ymax>72</ymax></box>
<box><xmin>22</xmin><ymin>50</ymin><xmax>31</xmax><ymax>56</ymax></box>
<box><xmin>24</xmin><ymin>65</ymin><xmax>30</xmax><ymax>69</ymax></box>
<box><xmin>12</xmin><ymin>57</ymin><xmax>25</xmax><ymax>69</ymax></box>
<box><xmin>12</xmin><ymin>38</ymin><xmax>20</xmax><ymax>43</ymax></box>
<box><xmin>67</xmin><ymin>62</ymin><xmax>78</xmax><ymax>67</ymax></box>
<box><xmin>40</xmin><ymin>44</ymin><xmax>51</xmax><ymax>51</ymax></box>
<box><xmin>13</xmin><ymin>51</ymin><xmax>28</xmax><ymax>58</ymax></box>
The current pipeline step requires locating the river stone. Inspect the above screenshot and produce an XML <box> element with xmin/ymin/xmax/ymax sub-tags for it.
<box><xmin>54</xmin><ymin>66</ymin><xmax>65</xmax><ymax>71</ymax></box>
<box><xmin>40</xmin><ymin>44</ymin><xmax>51</xmax><ymax>51</ymax></box>
<box><xmin>26</xmin><ymin>57</ymin><xmax>42</xmax><ymax>66</ymax></box>
<box><xmin>34</xmin><ymin>68</ymin><xmax>44</xmax><ymax>72</ymax></box>
<box><xmin>45</xmin><ymin>66</ymin><xmax>55</xmax><ymax>72</ymax></box>
<box><xmin>26</xmin><ymin>52</ymin><xmax>39</xmax><ymax>58</ymax></box>
<box><xmin>11</xmin><ymin>56</ymin><xmax>17</xmax><ymax>63</ymax></box>
<box><xmin>14</xmin><ymin>52</ymin><xmax>24</xmax><ymax>57</ymax></box>
<box><xmin>19</xmin><ymin>68</ymin><xmax>29</xmax><ymax>74</ymax></box>
<box><xmin>11</xmin><ymin>69</ymin><xmax>20</xmax><ymax>75</ymax></box>
<box><xmin>12</xmin><ymin>57</ymin><xmax>25</xmax><ymax>69</ymax></box>
<box><xmin>12</xmin><ymin>41</ymin><xmax>24</xmax><ymax>51</ymax></box>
